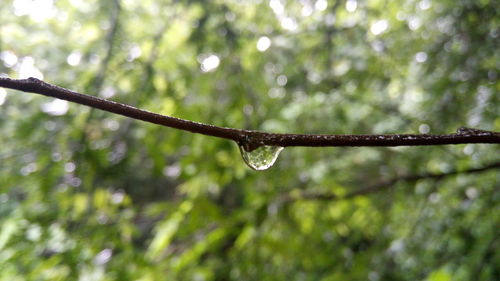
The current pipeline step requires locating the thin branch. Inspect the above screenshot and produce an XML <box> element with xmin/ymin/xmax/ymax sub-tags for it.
<box><xmin>1</xmin><ymin>77</ymin><xmax>499</xmax><ymax>150</ymax></box>
<box><xmin>286</xmin><ymin>161</ymin><xmax>500</xmax><ymax>201</ymax></box>
<box><xmin>90</xmin><ymin>0</ymin><xmax>121</xmax><ymax>92</ymax></box>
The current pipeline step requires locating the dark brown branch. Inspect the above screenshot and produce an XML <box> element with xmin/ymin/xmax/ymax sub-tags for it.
<box><xmin>1</xmin><ymin>77</ymin><xmax>499</xmax><ymax>149</ymax></box>
<box><xmin>287</xmin><ymin>161</ymin><xmax>500</xmax><ymax>201</ymax></box>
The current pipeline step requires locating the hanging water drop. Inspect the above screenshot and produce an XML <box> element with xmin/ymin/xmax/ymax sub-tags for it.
<box><xmin>238</xmin><ymin>145</ymin><xmax>284</xmax><ymax>171</ymax></box>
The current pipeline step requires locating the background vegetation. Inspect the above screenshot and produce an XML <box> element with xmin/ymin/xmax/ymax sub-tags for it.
<box><xmin>0</xmin><ymin>0</ymin><xmax>498</xmax><ymax>280</ymax></box>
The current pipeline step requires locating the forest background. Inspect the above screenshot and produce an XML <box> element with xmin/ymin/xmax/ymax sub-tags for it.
<box><xmin>0</xmin><ymin>0</ymin><xmax>498</xmax><ymax>280</ymax></box>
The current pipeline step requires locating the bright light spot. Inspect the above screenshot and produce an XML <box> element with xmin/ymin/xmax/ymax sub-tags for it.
<box><xmin>307</xmin><ymin>71</ymin><xmax>322</xmax><ymax>84</ymax></box>
<box><xmin>396</xmin><ymin>12</ymin><xmax>406</xmax><ymax>21</ymax></box>
<box><xmin>163</xmin><ymin>164</ymin><xmax>181</xmax><ymax>178</ymax></box>
<box><xmin>13</xmin><ymin>0</ymin><xmax>56</xmax><ymax>22</ymax></box>
<box><xmin>408</xmin><ymin>89</ymin><xmax>423</xmax><ymax>102</ymax></box>
<box><xmin>277</xmin><ymin>74</ymin><xmax>287</xmax><ymax>86</ymax></box>
<box><xmin>268</xmin><ymin>87</ymin><xmax>285</xmax><ymax>99</ymax></box>
<box><xmin>94</xmin><ymin>249</ymin><xmax>112</xmax><ymax>265</ymax></box>
<box><xmin>200</xmin><ymin>55</ymin><xmax>220</xmax><ymax>72</ymax></box>
<box><xmin>465</xmin><ymin>187</ymin><xmax>478</xmax><ymax>199</ymax></box>
<box><xmin>0</xmin><ymin>89</ymin><xmax>6</xmax><ymax>106</ymax></box>
<box><xmin>315</xmin><ymin>0</ymin><xmax>328</xmax><ymax>11</ymax></box>
<box><xmin>418</xmin><ymin>0</ymin><xmax>431</xmax><ymax>10</ymax></box>
<box><xmin>372</xmin><ymin>41</ymin><xmax>384</xmax><ymax>52</ymax></box>
<box><xmin>127</xmin><ymin>44</ymin><xmax>142</xmax><ymax>62</ymax></box>
<box><xmin>415</xmin><ymin>52</ymin><xmax>428</xmax><ymax>63</ymax></box>
<box><xmin>489</xmin><ymin>29</ymin><xmax>498</xmax><ymax>39</ymax></box>
<box><xmin>463</xmin><ymin>144</ymin><xmax>474</xmax><ymax>155</ymax></box>
<box><xmin>428</xmin><ymin>192</ymin><xmax>441</xmax><ymax>203</ymax></box>
<box><xmin>111</xmin><ymin>191</ymin><xmax>125</xmax><ymax>204</ymax></box>
<box><xmin>301</xmin><ymin>5</ymin><xmax>313</xmax><ymax>17</ymax></box>
<box><xmin>26</xmin><ymin>224</ymin><xmax>42</xmax><ymax>241</ymax></box>
<box><xmin>408</xmin><ymin>17</ymin><xmax>421</xmax><ymax>30</ymax></box>
<box><xmin>243</xmin><ymin>104</ymin><xmax>253</xmax><ymax>115</ymax></box>
<box><xmin>64</xmin><ymin>162</ymin><xmax>76</xmax><ymax>173</ymax></box>
<box><xmin>325</xmin><ymin>13</ymin><xmax>336</xmax><ymax>26</ymax></box>
<box><xmin>281</xmin><ymin>17</ymin><xmax>298</xmax><ymax>31</ymax></box>
<box><xmin>333</xmin><ymin>60</ymin><xmax>351</xmax><ymax>76</ymax></box>
<box><xmin>419</xmin><ymin>124</ymin><xmax>430</xmax><ymax>133</ymax></box>
<box><xmin>66</xmin><ymin>51</ymin><xmax>82</xmax><ymax>66</ymax></box>
<box><xmin>18</xmin><ymin>57</ymin><xmax>44</xmax><ymax>79</ymax></box>
<box><xmin>389</xmin><ymin>239</ymin><xmax>405</xmax><ymax>253</ymax></box>
<box><xmin>100</xmin><ymin>86</ymin><xmax>116</xmax><ymax>98</ymax></box>
<box><xmin>103</xmin><ymin>119</ymin><xmax>120</xmax><ymax>131</ymax></box>
<box><xmin>257</xmin><ymin>36</ymin><xmax>272</xmax><ymax>52</ymax></box>
<box><xmin>370</xmin><ymin>20</ymin><xmax>389</xmax><ymax>35</ymax></box>
<box><xmin>1</xmin><ymin>51</ymin><xmax>18</xmax><ymax>68</ymax></box>
<box><xmin>269</xmin><ymin>0</ymin><xmax>284</xmax><ymax>15</ymax></box>
<box><xmin>41</xmin><ymin>99</ymin><xmax>68</xmax><ymax>116</ymax></box>
<box><xmin>346</xmin><ymin>0</ymin><xmax>357</xmax><ymax>12</ymax></box>
<box><xmin>20</xmin><ymin>162</ymin><xmax>38</xmax><ymax>176</ymax></box>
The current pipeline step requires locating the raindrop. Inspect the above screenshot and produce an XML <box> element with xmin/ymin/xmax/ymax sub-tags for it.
<box><xmin>238</xmin><ymin>145</ymin><xmax>283</xmax><ymax>171</ymax></box>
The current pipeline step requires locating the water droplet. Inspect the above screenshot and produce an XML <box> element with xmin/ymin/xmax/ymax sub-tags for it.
<box><xmin>239</xmin><ymin>145</ymin><xmax>284</xmax><ymax>171</ymax></box>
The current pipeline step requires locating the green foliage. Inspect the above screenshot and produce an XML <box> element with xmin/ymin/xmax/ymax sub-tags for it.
<box><xmin>0</xmin><ymin>0</ymin><xmax>498</xmax><ymax>280</ymax></box>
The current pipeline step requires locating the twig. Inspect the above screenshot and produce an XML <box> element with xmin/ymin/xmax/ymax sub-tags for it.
<box><xmin>286</xmin><ymin>161</ymin><xmax>500</xmax><ymax>201</ymax></box>
<box><xmin>90</xmin><ymin>0</ymin><xmax>121</xmax><ymax>92</ymax></box>
<box><xmin>1</xmin><ymin>77</ymin><xmax>499</xmax><ymax>150</ymax></box>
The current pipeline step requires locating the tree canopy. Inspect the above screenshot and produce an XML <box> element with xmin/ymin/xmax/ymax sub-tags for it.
<box><xmin>0</xmin><ymin>0</ymin><xmax>498</xmax><ymax>280</ymax></box>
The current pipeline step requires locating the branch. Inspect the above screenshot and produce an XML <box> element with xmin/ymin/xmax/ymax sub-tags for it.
<box><xmin>90</xmin><ymin>0</ymin><xmax>121</xmax><ymax>92</ymax></box>
<box><xmin>286</xmin><ymin>161</ymin><xmax>500</xmax><ymax>201</ymax></box>
<box><xmin>1</xmin><ymin>77</ymin><xmax>499</xmax><ymax>150</ymax></box>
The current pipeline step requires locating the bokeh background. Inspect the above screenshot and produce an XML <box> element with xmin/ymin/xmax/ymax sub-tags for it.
<box><xmin>0</xmin><ymin>0</ymin><xmax>499</xmax><ymax>280</ymax></box>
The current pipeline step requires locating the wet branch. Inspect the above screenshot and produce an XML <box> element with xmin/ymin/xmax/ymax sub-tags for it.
<box><xmin>1</xmin><ymin>77</ymin><xmax>499</xmax><ymax>150</ymax></box>
<box><xmin>285</xmin><ymin>161</ymin><xmax>500</xmax><ymax>201</ymax></box>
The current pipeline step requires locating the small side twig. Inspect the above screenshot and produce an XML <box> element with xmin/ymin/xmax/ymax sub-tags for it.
<box><xmin>283</xmin><ymin>161</ymin><xmax>500</xmax><ymax>201</ymax></box>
